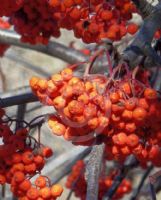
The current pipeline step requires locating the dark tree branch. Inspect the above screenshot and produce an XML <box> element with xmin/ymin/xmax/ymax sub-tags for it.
<box><xmin>15</xmin><ymin>104</ymin><xmax>27</xmax><ymax>130</ymax></box>
<box><xmin>0</xmin><ymin>91</ymin><xmax>37</xmax><ymax>108</ymax></box>
<box><xmin>123</xmin><ymin>2</ymin><xmax>161</xmax><ymax>68</ymax></box>
<box><xmin>131</xmin><ymin>0</ymin><xmax>154</xmax><ymax>18</ymax></box>
<box><xmin>86</xmin><ymin>143</ymin><xmax>105</xmax><ymax>200</ymax></box>
<box><xmin>0</xmin><ymin>30</ymin><xmax>112</xmax><ymax>74</ymax></box>
<box><xmin>130</xmin><ymin>165</ymin><xmax>153</xmax><ymax>200</ymax></box>
<box><xmin>149</xmin><ymin>181</ymin><xmax>157</xmax><ymax>200</ymax></box>
<box><xmin>103</xmin><ymin>156</ymin><xmax>139</xmax><ymax>200</ymax></box>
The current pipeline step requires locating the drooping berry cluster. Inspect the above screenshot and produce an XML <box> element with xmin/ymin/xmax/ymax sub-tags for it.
<box><xmin>0</xmin><ymin>0</ymin><xmax>139</xmax><ymax>44</ymax></box>
<box><xmin>0</xmin><ymin>108</ymin><xmax>63</xmax><ymax>199</ymax></box>
<box><xmin>30</xmin><ymin>67</ymin><xmax>111</xmax><ymax>145</ymax></box>
<box><xmin>66</xmin><ymin>160</ymin><xmax>132</xmax><ymax>200</ymax></box>
<box><xmin>0</xmin><ymin>18</ymin><xmax>11</xmax><ymax>56</ymax></box>
<box><xmin>10</xmin><ymin>0</ymin><xmax>61</xmax><ymax>45</ymax></box>
<box><xmin>30</xmin><ymin>61</ymin><xmax>161</xmax><ymax>166</ymax></box>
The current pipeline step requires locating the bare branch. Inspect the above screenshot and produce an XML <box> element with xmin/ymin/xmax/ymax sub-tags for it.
<box><xmin>130</xmin><ymin>165</ymin><xmax>153</xmax><ymax>200</ymax></box>
<box><xmin>15</xmin><ymin>104</ymin><xmax>27</xmax><ymax>130</ymax></box>
<box><xmin>0</xmin><ymin>30</ymin><xmax>88</xmax><ymax>64</ymax></box>
<box><xmin>0</xmin><ymin>30</ymin><xmax>112</xmax><ymax>74</ymax></box>
<box><xmin>0</xmin><ymin>90</ymin><xmax>37</xmax><ymax>108</ymax></box>
<box><xmin>123</xmin><ymin>2</ymin><xmax>161</xmax><ymax>67</ymax></box>
<box><xmin>131</xmin><ymin>0</ymin><xmax>154</xmax><ymax>18</ymax></box>
<box><xmin>86</xmin><ymin>143</ymin><xmax>105</xmax><ymax>200</ymax></box>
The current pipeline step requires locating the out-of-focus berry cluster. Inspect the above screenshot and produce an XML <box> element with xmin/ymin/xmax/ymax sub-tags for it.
<box><xmin>66</xmin><ymin>160</ymin><xmax>132</xmax><ymax>200</ymax></box>
<box><xmin>0</xmin><ymin>108</ymin><xmax>63</xmax><ymax>200</ymax></box>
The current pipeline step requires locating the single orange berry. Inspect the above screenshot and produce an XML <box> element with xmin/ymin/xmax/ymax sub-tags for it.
<box><xmin>42</xmin><ymin>147</ymin><xmax>53</xmax><ymax>158</ymax></box>
<box><xmin>101</xmin><ymin>10</ymin><xmax>113</xmax><ymax>20</ymax></box>
<box><xmin>133</xmin><ymin>107</ymin><xmax>147</xmax><ymax>121</ymax></box>
<box><xmin>122</xmin><ymin>109</ymin><xmax>133</xmax><ymax>121</ymax></box>
<box><xmin>19</xmin><ymin>179</ymin><xmax>31</xmax><ymax>191</ymax></box>
<box><xmin>37</xmin><ymin>79</ymin><xmax>48</xmax><ymax>91</ymax></box>
<box><xmin>127</xmin><ymin>23</ymin><xmax>138</xmax><ymax>35</ymax></box>
<box><xmin>110</xmin><ymin>92</ymin><xmax>120</xmax><ymax>103</ymax></box>
<box><xmin>68</xmin><ymin>100</ymin><xmax>84</xmax><ymax>115</ymax></box>
<box><xmin>51</xmin><ymin>122</ymin><xmax>66</xmax><ymax>136</ymax></box>
<box><xmin>30</xmin><ymin>77</ymin><xmax>39</xmax><ymax>90</ymax></box>
<box><xmin>88</xmin><ymin>118</ymin><xmax>99</xmax><ymax>129</ymax></box>
<box><xmin>51</xmin><ymin>184</ymin><xmax>63</xmax><ymax>197</ymax></box>
<box><xmin>68</xmin><ymin>77</ymin><xmax>80</xmax><ymax>86</ymax></box>
<box><xmin>61</xmin><ymin>68</ymin><xmax>73</xmax><ymax>81</ymax></box>
<box><xmin>24</xmin><ymin>163</ymin><xmax>37</xmax><ymax>174</ymax></box>
<box><xmin>27</xmin><ymin>187</ymin><xmax>39</xmax><ymax>199</ymax></box>
<box><xmin>35</xmin><ymin>176</ymin><xmax>47</xmax><ymax>188</ymax></box>
<box><xmin>51</xmin><ymin>74</ymin><xmax>63</xmax><ymax>86</ymax></box>
<box><xmin>144</xmin><ymin>88</ymin><xmax>157</xmax><ymax>100</ymax></box>
<box><xmin>126</xmin><ymin>134</ymin><xmax>139</xmax><ymax>147</ymax></box>
<box><xmin>125</xmin><ymin>98</ymin><xmax>137</xmax><ymax>111</ymax></box>
<box><xmin>112</xmin><ymin>132</ymin><xmax>127</xmax><ymax>146</ymax></box>
<box><xmin>22</xmin><ymin>151</ymin><xmax>34</xmax><ymax>164</ymax></box>
<box><xmin>39</xmin><ymin>187</ymin><xmax>51</xmax><ymax>199</ymax></box>
<box><xmin>53</xmin><ymin>96</ymin><xmax>66</xmax><ymax>109</ymax></box>
<box><xmin>12</xmin><ymin>163</ymin><xmax>25</xmax><ymax>172</ymax></box>
<box><xmin>13</xmin><ymin>171</ymin><xmax>25</xmax><ymax>183</ymax></box>
<box><xmin>34</xmin><ymin>155</ymin><xmax>45</xmax><ymax>166</ymax></box>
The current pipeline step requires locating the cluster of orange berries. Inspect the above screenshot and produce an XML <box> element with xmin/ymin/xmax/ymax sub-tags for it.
<box><xmin>66</xmin><ymin>160</ymin><xmax>132</xmax><ymax>200</ymax></box>
<box><xmin>0</xmin><ymin>108</ymin><xmax>63</xmax><ymax>199</ymax></box>
<box><xmin>103</xmin><ymin>85</ymin><xmax>161</xmax><ymax>167</ymax></box>
<box><xmin>30</xmin><ymin>64</ymin><xmax>161</xmax><ymax>166</ymax></box>
<box><xmin>0</xmin><ymin>0</ymin><xmax>139</xmax><ymax>44</ymax></box>
<box><xmin>30</xmin><ymin>67</ymin><xmax>111</xmax><ymax>145</ymax></box>
<box><xmin>0</xmin><ymin>18</ymin><xmax>11</xmax><ymax>56</ymax></box>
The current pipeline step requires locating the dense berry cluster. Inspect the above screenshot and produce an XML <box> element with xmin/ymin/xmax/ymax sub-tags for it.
<box><xmin>30</xmin><ymin>67</ymin><xmax>111</xmax><ymax>145</ymax></box>
<box><xmin>0</xmin><ymin>108</ymin><xmax>63</xmax><ymax>199</ymax></box>
<box><xmin>30</xmin><ymin>62</ymin><xmax>161</xmax><ymax>166</ymax></box>
<box><xmin>0</xmin><ymin>18</ymin><xmax>11</xmax><ymax>56</ymax></box>
<box><xmin>66</xmin><ymin>160</ymin><xmax>132</xmax><ymax>200</ymax></box>
<box><xmin>10</xmin><ymin>0</ymin><xmax>60</xmax><ymax>45</ymax></box>
<box><xmin>0</xmin><ymin>0</ymin><xmax>139</xmax><ymax>44</ymax></box>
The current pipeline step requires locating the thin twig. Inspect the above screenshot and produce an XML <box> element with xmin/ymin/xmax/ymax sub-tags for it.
<box><xmin>103</xmin><ymin>156</ymin><xmax>139</xmax><ymax>200</ymax></box>
<box><xmin>149</xmin><ymin>182</ymin><xmax>157</xmax><ymax>200</ymax></box>
<box><xmin>130</xmin><ymin>164</ymin><xmax>153</xmax><ymax>200</ymax></box>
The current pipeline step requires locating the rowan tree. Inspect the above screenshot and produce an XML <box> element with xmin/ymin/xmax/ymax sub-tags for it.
<box><xmin>0</xmin><ymin>0</ymin><xmax>161</xmax><ymax>200</ymax></box>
